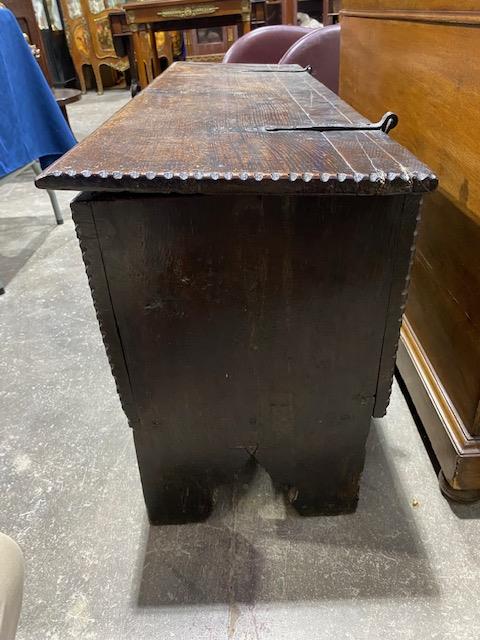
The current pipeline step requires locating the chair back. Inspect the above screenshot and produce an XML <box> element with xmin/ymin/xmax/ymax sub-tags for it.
<box><xmin>223</xmin><ymin>25</ymin><xmax>311</xmax><ymax>64</ymax></box>
<box><xmin>279</xmin><ymin>24</ymin><xmax>340</xmax><ymax>94</ymax></box>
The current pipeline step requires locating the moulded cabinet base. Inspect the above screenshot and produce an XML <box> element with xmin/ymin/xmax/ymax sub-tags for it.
<box><xmin>397</xmin><ymin>318</ymin><xmax>480</xmax><ymax>498</ymax></box>
<box><xmin>438</xmin><ymin>470</ymin><xmax>480</xmax><ymax>504</ymax></box>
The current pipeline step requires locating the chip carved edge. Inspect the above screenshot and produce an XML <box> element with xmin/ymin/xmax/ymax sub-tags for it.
<box><xmin>373</xmin><ymin>197</ymin><xmax>423</xmax><ymax>417</ymax></box>
<box><xmin>72</xmin><ymin>204</ymin><xmax>140</xmax><ymax>429</ymax></box>
<box><xmin>48</xmin><ymin>169</ymin><xmax>438</xmax><ymax>192</ymax></box>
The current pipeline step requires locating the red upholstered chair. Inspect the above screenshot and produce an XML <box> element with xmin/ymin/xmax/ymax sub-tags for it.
<box><xmin>223</xmin><ymin>25</ymin><xmax>311</xmax><ymax>64</ymax></box>
<box><xmin>223</xmin><ymin>24</ymin><xmax>341</xmax><ymax>94</ymax></box>
<box><xmin>279</xmin><ymin>24</ymin><xmax>340</xmax><ymax>94</ymax></box>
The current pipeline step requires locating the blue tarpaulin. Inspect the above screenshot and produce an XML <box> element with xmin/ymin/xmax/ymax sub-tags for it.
<box><xmin>0</xmin><ymin>7</ymin><xmax>76</xmax><ymax>178</ymax></box>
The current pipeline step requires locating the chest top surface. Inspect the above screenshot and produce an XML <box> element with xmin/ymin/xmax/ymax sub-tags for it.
<box><xmin>36</xmin><ymin>62</ymin><xmax>436</xmax><ymax>196</ymax></box>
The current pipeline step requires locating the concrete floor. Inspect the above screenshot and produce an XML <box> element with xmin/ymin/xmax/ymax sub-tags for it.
<box><xmin>1</xmin><ymin>90</ymin><xmax>480</xmax><ymax>640</ymax></box>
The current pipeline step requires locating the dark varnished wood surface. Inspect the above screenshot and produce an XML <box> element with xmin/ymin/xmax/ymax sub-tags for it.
<box><xmin>72</xmin><ymin>191</ymin><xmax>421</xmax><ymax>520</ymax></box>
<box><xmin>52</xmin><ymin>88</ymin><xmax>82</xmax><ymax>107</ymax></box>
<box><xmin>124</xmin><ymin>0</ymin><xmax>245</xmax><ymax>18</ymax></box>
<box><xmin>36</xmin><ymin>62</ymin><xmax>436</xmax><ymax>195</ymax></box>
<box><xmin>72</xmin><ymin>197</ymin><xmax>141</xmax><ymax>430</ymax></box>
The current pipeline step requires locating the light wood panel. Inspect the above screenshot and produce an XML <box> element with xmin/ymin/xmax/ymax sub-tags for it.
<box><xmin>342</xmin><ymin>1</ymin><xmax>480</xmax><ymax>11</ymax></box>
<box><xmin>341</xmin><ymin>17</ymin><xmax>480</xmax><ymax>224</ymax></box>
<box><xmin>340</xmin><ymin>4</ymin><xmax>480</xmax><ymax>491</ymax></box>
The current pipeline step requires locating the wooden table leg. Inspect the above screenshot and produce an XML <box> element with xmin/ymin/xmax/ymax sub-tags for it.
<box><xmin>148</xmin><ymin>26</ymin><xmax>161</xmax><ymax>78</ymax></box>
<box><xmin>241</xmin><ymin>0</ymin><xmax>251</xmax><ymax>34</ymax></box>
<box><xmin>132</xmin><ymin>25</ymin><xmax>162</xmax><ymax>90</ymax></box>
<box><xmin>59</xmin><ymin>104</ymin><xmax>70</xmax><ymax>127</ymax></box>
<box><xmin>124</xmin><ymin>35</ymin><xmax>140</xmax><ymax>96</ymax></box>
<box><xmin>241</xmin><ymin>17</ymin><xmax>251</xmax><ymax>34</ymax></box>
<box><xmin>131</xmin><ymin>27</ymin><xmax>149</xmax><ymax>90</ymax></box>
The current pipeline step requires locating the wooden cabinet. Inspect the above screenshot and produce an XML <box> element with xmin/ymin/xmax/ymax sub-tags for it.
<box><xmin>4</xmin><ymin>0</ymin><xmax>52</xmax><ymax>81</ymax></box>
<box><xmin>281</xmin><ymin>0</ymin><xmax>296</xmax><ymax>23</ymax></box>
<box><xmin>340</xmin><ymin>1</ymin><xmax>480</xmax><ymax>498</ymax></box>
<box><xmin>281</xmin><ymin>0</ymin><xmax>341</xmax><ymax>25</ymax></box>
<box><xmin>185</xmin><ymin>25</ymin><xmax>238</xmax><ymax>61</ymax></box>
<box><xmin>322</xmin><ymin>0</ymin><xmax>340</xmax><ymax>24</ymax></box>
<box><xmin>60</xmin><ymin>0</ymin><xmax>128</xmax><ymax>94</ymax></box>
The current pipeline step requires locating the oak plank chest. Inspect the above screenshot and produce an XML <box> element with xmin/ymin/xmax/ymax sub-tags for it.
<box><xmin>37</xmin><ymin>62</ymin><xmax>436</xmax><ymax>522</ymax></box>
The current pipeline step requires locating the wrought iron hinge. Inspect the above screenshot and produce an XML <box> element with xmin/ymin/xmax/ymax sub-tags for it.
<box><xmin>265</xmin><ymin>112</ymin><xmax>399</xmax><ymax>134</ymax></box>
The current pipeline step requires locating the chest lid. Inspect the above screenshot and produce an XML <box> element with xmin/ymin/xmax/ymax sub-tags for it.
<box><xmin>36</xmin><ymin>62</ymin><xmax>437</xmax><ymax>196</ymax></box>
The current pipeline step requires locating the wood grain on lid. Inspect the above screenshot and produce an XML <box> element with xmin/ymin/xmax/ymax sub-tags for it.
<box><xmin>36</xmin><ymin>62</ymin><xmax>437</xmax><ymax>195</ymax></box>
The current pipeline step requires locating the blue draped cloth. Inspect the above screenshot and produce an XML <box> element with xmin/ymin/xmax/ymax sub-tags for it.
<box><xmin>0</xmin><ymin>8</ymin><xmax>76</xmax><ymax>178</ymax></box>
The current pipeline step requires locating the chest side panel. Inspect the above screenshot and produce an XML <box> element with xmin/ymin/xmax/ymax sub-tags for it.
<box><xmin>90</xmin><ymin>193</ymin><xmax>406</xmax><ymax>449</ymax></box>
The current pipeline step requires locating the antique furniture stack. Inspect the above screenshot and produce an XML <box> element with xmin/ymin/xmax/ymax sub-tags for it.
<box><xmin>37</xmin><ymin>62</ymin><xmax>436</xmax><ymax>522</ymax></box>
<box><xmin>120</xmin><ymin>0</ymin><xmax>251</xmax><ymax>89</ymax></box>
<box><xmin>60</xmin><ymin>0</ymin><xmax>129</xmax><ymax>94</ymax></box>
<box><xmin>340</xmin><ymin>1</ymin><xmax>480</xmax><ymax>500</ymax></box>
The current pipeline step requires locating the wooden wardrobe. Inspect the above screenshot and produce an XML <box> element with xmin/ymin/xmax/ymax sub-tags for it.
<box><xmin>340</xmin><ymin>1</ymin><xmax>480</xmax><ymax>498</ymax></box>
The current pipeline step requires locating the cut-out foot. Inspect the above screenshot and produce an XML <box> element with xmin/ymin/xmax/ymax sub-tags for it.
<box><xmin>145</xmin><ymin>478</ymin><xmax>214</xmax><ymax>525</ymax></box>
<box><xmin>286</xmin><ymin>484</ymin><xmax>359</xmax><ymax>516</ymax></box>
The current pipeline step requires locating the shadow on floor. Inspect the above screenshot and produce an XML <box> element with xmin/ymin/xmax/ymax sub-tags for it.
<box><xmin>132</xmin><ymin>422</ymin><xmax>439</xmax><ymax>606</ymax></box>
<box><xmin>446</xmin><ymin>500</ymin><xmax>480</xmax><ymax>520</ymax></box>
<box><xmin>0</xmin><ymin>216</ymin><xmax>57</xmax><ymax>288</ymax></box>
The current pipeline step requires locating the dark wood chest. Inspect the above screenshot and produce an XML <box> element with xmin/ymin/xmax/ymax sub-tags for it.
<box><xmin>37</xmin><ymin>62</ymin><xmax>436</xmax><ymax>522</ymax></box>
